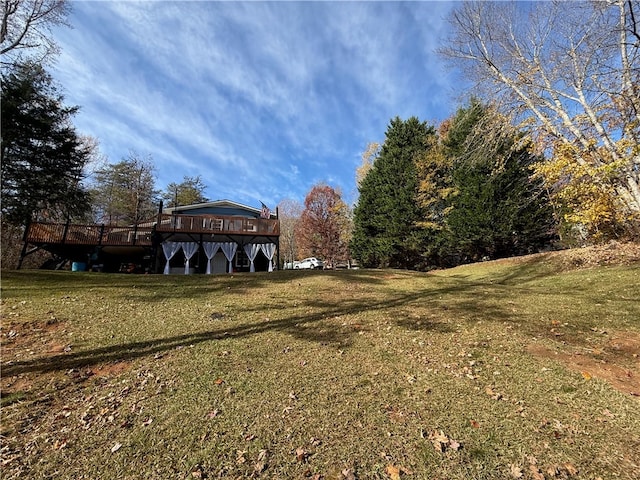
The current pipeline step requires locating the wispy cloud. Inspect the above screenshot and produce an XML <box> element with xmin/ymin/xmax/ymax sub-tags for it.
<box><xmin>52</xmin><ymin>1</ymin><xmax>458</xmax><ymax>207</ymax></box>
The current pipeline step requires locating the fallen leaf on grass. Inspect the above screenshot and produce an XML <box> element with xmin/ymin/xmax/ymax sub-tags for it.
<box><xmin>563</xmin><ymin>463</ymin><xmax>578</xmax><ymax>476</ymax></box>
<box><xmin>191</xmin><ymin>465</ymin><xmax>204</xmax><ymax>478</ymax></box>
<box><xmin>581</xmin><ymin>371</ymin><xmax>592</xmax><ymax>380</ymax></box>
<box><xmin>254</xmin><ymin>449</ymin><xmax>269</xmax><ymax>474</ymax></box>
<box><xmin>428</xmin><ymin>430</ymin><xmax>449</xmax><ymax>452</ymax></box>
<box><xmin>509</xmin><ymin>464</ymin><xmax>523</xmax><ymax>478</ymax></box>
<box><xmin>53</xmin><ymin>439</ymin><xmax>68</xmax><ymax>450</ymax></box>
<box><xmin>342</xmin><ymin>468</ymin><xmax>356</xmax><ymax>480</ymax></box>
<box><xmin>529</xmin><ymin>464</ymin><xmax>544</xmax><ymax>480</ymax></box>
<box><xmin>385</xmin><ymin>464</ymin><xmax>401</xmax><ymax>480</ymax></box>
<box><xmin>385</xmin><ymin>464</ymin><xmax>412</xmax><ymax>479</ymax></box>
<box><xmin>485</xmin><ymin>386</ymin><xmax>503</xmax><ymax>400</ymax></box>
<box><xmin>427</xmin><ymin>430</ymin><xmax>462</xmax><ymax>453</ymax></box>
<box><xmin>546</xmin><ymin>465</ymin><xmax>560</xmax><ymax>477</ymax></box>
<box><xmin>295</xmin><ymin>447</ymin><xmax>307</xmax><ymax>462</ymax></box>
<box><xmin>470</xmin><ymin>420</ymin><xmax>480</xmax><ymax>428</ymax></box>
<box><xmin>214</xmin><ymin>378</ymin><xmax>224</xmax><ymax>385</ymax></box>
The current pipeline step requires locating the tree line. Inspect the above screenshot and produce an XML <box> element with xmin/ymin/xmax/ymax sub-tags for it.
<box><xmin>2</xmin><ymin>0</ymin><xmax>638</xmax><ymax>270</ymax></box>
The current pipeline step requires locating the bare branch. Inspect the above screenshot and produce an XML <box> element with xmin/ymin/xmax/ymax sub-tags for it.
<box><xmin>1</xmin><ymin>0</ymin><xmax>70</xmax><ymax>68</ymax></box>
<box><xmin>441</xmin><ymin>0</ymin><xmax>640</xmax><ymax>213</ymax></box>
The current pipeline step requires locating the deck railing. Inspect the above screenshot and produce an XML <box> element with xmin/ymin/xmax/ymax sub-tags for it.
<box><xmin>25</xmin><ymin>214</ymin><xmax>279</xmax><ymax>247</ymax></box>
<box><xmin>155</xmin><ymin>214</ymin><xmax>279</xmax><ymax>236</ymax></box>
<box><xmin>26</xmin><ymin>222</ymin><xmax>154</xmax><ymax>246</ymax></box>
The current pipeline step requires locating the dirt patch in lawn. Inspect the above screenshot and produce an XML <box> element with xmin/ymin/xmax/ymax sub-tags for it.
<box><xmin>2</xmin><ymin>317</ymin><xmax>69</xmax><ymax>358</ymax></box>
<box><xmin>527</xmin><ymin>331</ymin><xmax>640</xmax><ymax>397</ymax></box>
<box><xmin>1</xmin><ymin>318</ymin><xmax>134</xmax><ymax>396</ymax></box>
<box><xmin>90</xmin><ymin>361</ymin><xmax>133</xmax><ymax>378</ymax></box>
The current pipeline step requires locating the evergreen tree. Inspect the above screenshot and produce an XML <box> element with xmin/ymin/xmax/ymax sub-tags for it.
<box><xmin>1</xmin><ymin>62</ymin><xmax>91</xmax><ymax>226</ymax></box>
<box><xmin>162</xmin><ymin>175</ymin><xmax>209</xmax><ymax>208</ymax></box>
<box><xmin>90</xmin><ymin>153</ymin><xmax>158</xmax><ymax>225</ymax></box>
<box><xmin>351</xmin><ymin>117</ymin><xmax>435</xmax><ymax>268</ymax></box>
<box><xmin>444</xmin><ymin>103</ymin><xmax>556</xmax><ymax>261</ymax></box>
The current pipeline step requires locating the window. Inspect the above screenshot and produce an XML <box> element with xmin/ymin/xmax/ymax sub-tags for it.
<box><xmin>235</xmin><ymin>249</ymin><xmax>250</xmax><ymax>268</ymax></box>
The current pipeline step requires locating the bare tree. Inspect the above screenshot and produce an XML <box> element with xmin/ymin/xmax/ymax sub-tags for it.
<box><xmin>277</xmin><ymin>198</ymin><xmax>303</xmax><ymax>267</ymax></box>
<box><xmin>441</xmin><ymin>0</ymin><xmax>640</xmax><ymax>215</ymax></box>
<box><xmin>1</xmin><ymin>0</ymin><xmax>70</xmax><ymax>67</ymax></box>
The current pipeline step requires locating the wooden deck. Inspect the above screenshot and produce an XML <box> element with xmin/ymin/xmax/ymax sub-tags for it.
<box><xmin>25</xmin><ymin>213</ymin><xmax>280</xmax><ymax>247</ymax></box>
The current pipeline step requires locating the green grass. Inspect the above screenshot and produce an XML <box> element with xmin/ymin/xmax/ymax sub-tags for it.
<box><xmin>1</xmin><ymin>256</ymin><xmax>639</xmax><ymax>479</ymax></box>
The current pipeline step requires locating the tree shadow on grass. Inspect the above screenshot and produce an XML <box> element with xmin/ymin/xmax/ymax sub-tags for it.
<box><xmin>3</xmin><ymin>283</ymin><xmax>481</xmax><ymax>376</ymax></box>
<box><xmin>394</xmin><ymin>318</ymin><xmax>455</xmax><ymax>334</ymax></box>
<box><xmin>4</xmin><ymin>260</ymin><xmax>616</xmax><ymax>377</ymax></box>
<box><xmin>442</xmin><ymin>255</ymin><xmax>562</xmax><ymax>286</ymax></box>
<box><xmin>1</xmin><ymin>269</ymin><xmax>389</xmax><ymax>303</ymax></box>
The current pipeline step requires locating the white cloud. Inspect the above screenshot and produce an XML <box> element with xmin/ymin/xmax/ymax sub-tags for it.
<box><xmin>51</xmin><ymin>1</ymin><xmax>459</xmax><ymax>207</ymax></box>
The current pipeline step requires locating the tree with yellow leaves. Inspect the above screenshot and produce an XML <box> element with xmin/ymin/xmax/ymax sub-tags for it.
<box><xmin>534</xmin><ymin>140</ymin><xmax>638</xmax><ymax>242</ymax></box>
<box><xmin>443</xmin><ymin>1</ymin><xmax>640</xmax><ymax>241</ymax></box>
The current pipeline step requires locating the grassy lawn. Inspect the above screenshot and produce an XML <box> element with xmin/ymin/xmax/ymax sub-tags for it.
<box><xmin>1</xmin><ymin>250</ymin><xmax>639</xmax><ymax>479</ymax></box>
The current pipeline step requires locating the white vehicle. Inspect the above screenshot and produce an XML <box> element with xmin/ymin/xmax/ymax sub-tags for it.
<box><xmin>294</xmin><ymin>257</ymin><xmax>324</xmax><ymax>269</ymax></box>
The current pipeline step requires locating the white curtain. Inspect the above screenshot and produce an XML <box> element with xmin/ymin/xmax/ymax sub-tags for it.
<box><xmin>220</xmin><ymin>242</ymin><xmax>237</xmax><ymax>273</ymax></box>
<box><xmin>260</xmin><ymin>243</ymin><xmax>276</xmax><ymax>272</ymax></box>
<box><xmin>181</xmin><ymin>242</ymin><xmax>199</xmax><ymax>274</ymax></box>
<box><xmin>202</xmin><ymin>242</ymin><xmax>221</xmax><ymax>274</ymax></box>
<box><xmin>161</xmin><ymin>241</ymin><xmax>182</xmax><ymax>275</ymax></box>
<box><xmin>243</xmin><ymin>243</ymin><xmax>261</xmax><ymax>272</ymax></box>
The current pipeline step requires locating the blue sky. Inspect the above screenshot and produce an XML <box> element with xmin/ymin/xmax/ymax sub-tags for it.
<box><xmin>51</xmin><ymin>1</ymin><xmax>462</xmax><ymax>209</ymax></box>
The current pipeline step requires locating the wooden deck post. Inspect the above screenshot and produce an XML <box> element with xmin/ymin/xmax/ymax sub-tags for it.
<box><xmin>276</xmin><ymin>206</ymin><xmax>280</xmax><ymax>269</ymax></box>
<box><xmin>153</xmin><ymin>201</ymin><xmax>163</xmax><ymax>274</ymax></box>
<box><xmin>61</xmin><ymin>219</ymin><xmax>70</xmax><ymax>245</ymax></box>
<box><xmin>16</xmin><ymin>221</ymin><xmax>31</xmax><ymax>270</ymax></box>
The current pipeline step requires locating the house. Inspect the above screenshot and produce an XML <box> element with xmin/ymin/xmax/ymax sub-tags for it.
<box><xmin>20</xmin><ymin>200</ymin><xmax>280</xmax><ymax>274</ymax></box>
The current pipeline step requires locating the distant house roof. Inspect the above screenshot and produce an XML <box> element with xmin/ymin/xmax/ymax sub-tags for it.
<box><xmin>163</xmin><ymin>199</ymin><xmax>277</xmax><ymax>219</ymax></box>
